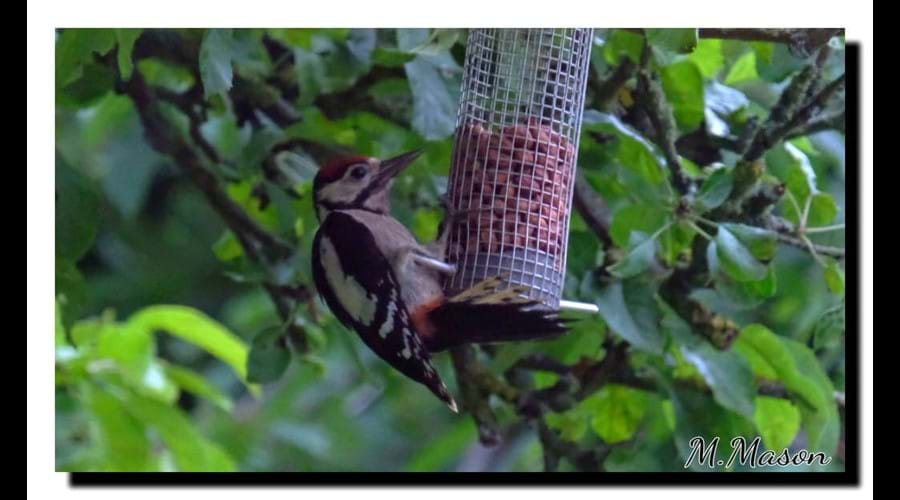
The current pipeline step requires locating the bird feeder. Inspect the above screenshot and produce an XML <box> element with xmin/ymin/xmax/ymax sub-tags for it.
<box><xmin>445</xmin><ymin>28</ymin><xmax>597</xmax><ymax>315</ymax></box>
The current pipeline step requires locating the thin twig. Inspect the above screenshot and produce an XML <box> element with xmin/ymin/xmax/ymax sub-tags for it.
<box><xmin>572</xmin><ymin>173</ymin><xmax>613</xmax><ymax>247</ymax></box>
<box><xmin>635</xmin><ymin>45</ymin><xmax>692</xmax><ymax>195</ymax></box>
<box><xmin>776</xmin><ymin>233</ymin><xmax>846</xmax><ymax>259</ymax></box>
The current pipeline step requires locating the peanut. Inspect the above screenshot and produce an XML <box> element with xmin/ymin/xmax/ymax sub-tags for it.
<box><xmin>452</xmin><ymin>118</ymin><xmax>576</xmax><ymax>257</ymax></box>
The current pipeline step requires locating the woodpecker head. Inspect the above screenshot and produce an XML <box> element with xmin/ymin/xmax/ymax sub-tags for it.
<box><xmin>313</xmin><ymin>150</ymin><xmax>423</xmax><ymax>221</ymax></box>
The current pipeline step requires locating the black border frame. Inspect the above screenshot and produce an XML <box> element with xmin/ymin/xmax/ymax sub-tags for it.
<box><xmin>69</xmin><ymin>41</ymin><xmax>862</xmax><ymax>488</ymax></box>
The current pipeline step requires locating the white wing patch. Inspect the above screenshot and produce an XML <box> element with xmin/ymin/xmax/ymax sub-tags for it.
<box><xmin>379</xmin><ymin>289</ymin><xmax>399</xmax><ymax>338</ymax></box>
<box><xmin>319</xmin><ymin>236</ymin><xmax>378</xmax><ymax>326</ymax></box>
<box><xmin>401</xmin><ymin>328</ymin><xmax>413</xmax><ymax>359</ymax></box>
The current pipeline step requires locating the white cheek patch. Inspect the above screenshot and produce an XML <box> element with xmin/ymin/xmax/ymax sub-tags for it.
<box><xmin>318</xmin><ymin>182</ymin><xmax>361</xmax><ymax>207</ymax></box>
<box><xmin>319</xmin><ymin>236</ymin><xmax>377</xmax><ymax>326</ymax></box>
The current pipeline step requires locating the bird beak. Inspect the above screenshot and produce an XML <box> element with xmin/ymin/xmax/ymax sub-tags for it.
<box><xmin>373</xmin><ymin>150</ymin><xmax>423</xmax><ymax>190</ymax></box>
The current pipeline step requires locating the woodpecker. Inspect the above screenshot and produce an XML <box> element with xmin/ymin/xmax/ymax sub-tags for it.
<box><xmin>311</xmin><ymin>150</ymin><xmax>568</xmax><ymax>411</ymax></box>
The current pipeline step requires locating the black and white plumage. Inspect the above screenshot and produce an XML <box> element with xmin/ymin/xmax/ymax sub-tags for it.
<box><xmin>312</xmin><ymin>210</ymin><xmax>457</xmax><ymax>410</ymax></box>
<box><xmin>311</xmin><ymin>150</ymin><xmax>568</xmax><ymax>411</ymax></box>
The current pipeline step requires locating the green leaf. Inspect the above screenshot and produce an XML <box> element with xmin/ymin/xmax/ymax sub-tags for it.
<box><xmin>125</xmin><ymin>305</ymin><xmax>254</xmax><ymax>390</ymax></box>
<box><xmin>408</xmin><ymin>29</ymin><xmax>462</xmax><ymax>56</ymax></box>
<box><xmin>724</xmin><ymin>51</ymin><xmax>758</xmax><ymax>85</ymax></box>
<box><xmin>660</xmin><ymin>60</ymin><xmax>705</xmax><ymax>131</ymax></box>
<box><xmin>782</xmin><ymin>339</ymin><xmax>841</xmax><ymax>453</ymax></box>
<box><xmin>545</xmin><ymin>409</ymin><xmax>589</xmax><ymax>442</ymax></box>
<box><xmin>734</xmin><ymin>325</ymin><xmax>826</xmax><ymax>411</ymax></box>
<box><xmin>586</xmin><ymin>384</ymin><xmax>648</xmax><ymax>443</ymax></box>
<box><xmin>812</xmin><ymin>305</ymin><xmax>845</xmax><ymax>350</ymax></box>
<box><xmin>55</xmin><ymin>154</ymin><xmax>100</xmax><ymax>261</ymax></box>
<box><xmin>293</xmin><ymin>30</ymin><xmax>374</xmax><ymax>104</ymax></box>
<box><xmin>163</xmin><ymin>364</ymin><xmax>233</xmax><ymax>411</ymax></box>
<box><xmin>681</xmin><ymin>344</ymin><xmax>756</xmax><ymax>418</ymax></box>
<box><xmin>824</xmin><ymin>260</ymin><xmax>845</xmax><ymax>294</ymax></box>
<box><xmin>659</xmin><ymin>221</ymin><xmax>696</xmax><ymax>266</ymax></box>
<box><xmin>608</xmin><ymin>231</ymin><xmax>656</xmax><ymax>279</ymax></box>
<box><xmin>57</xmin><ymin>62</ymin><xmax>117</xmax><ymax>105</ymax></box>
<box><xmin>720</xmin><ymin>223</ymin><xmax>777</xmax><ymax>261</ymax></box>
<box><xmin>695</xmin><ymin>167</ymin><xmax>734</xmax><ymax>212</ymax></box>
<box><xmin>56</xmin><ymin>259</ymin><xmax>88</xmax><ymax>330</ymax></box>
<box><xmin>372</xmin><ymin>47</ymin><xmax>417</xmax><ymax>67</ymax></box>
<box><xmin>294</xmin><ymin>47</ymin><xmax>327</xmax><ymax>105</ymax></box>
<box><xmin>721</xmin><ymin>265</ymin><xmax>778</xmax><ymax>308</ymax></box>
<box><xmin>56</xmin><ymin>28</ymin><xmax>116</xmax><ymax>88</ymax></box>
<box><xmin>594</xmin><ymin>281</ymin><xmax>664</xmax><ymax>354</ymax></box>
<box><xmin>662</xmin><ymin>305</ymin><xmax>756</xmax><ymax>418</ymax></box>
<box><xmin>603</xmin><ymin>29</ymin><xmax>645</xmax><ymax>65</ymax></box>
<box><xmin>93</xmin><ymin>322</ymin><xmax>179</xmax><ymax>403</ymax></box>
<box><xmin>344</xmin><ymin>29</ymin><xmax>376</xmax><ymax>66</ymax></box>
<box><xmin>715</xmin><ymin>226</ymin><xmax>769</xmax><ymax>282</ymax></box>
<box><xmin>96</xmin><ymin>322</ymin><xmax>153</xmax><ymax>380</ymax></box>
<box><xmin>767</xmin><ymin>143</ymin><xmax>841</xmax><ymax>227</ymax></box>
<box><xmin>83</xmin><ymin>384</ymin><xmax>155</xmax><ymax>471</ymax></box>
<box><xmin>247</xmin><ymin>326</ymin><xmax>291</xmax><ymax>384</ymax></box>
<box><xmin>755</xmin><ymin>43</ymin><xmax>805</xmax><ymax>82</ymax></box>
<box><xmin>267</xmin><ymin>28</ymin><xmax>315</xmax><ymax>49</ymax></box>
<box><xmin>646</xmin><ymin>28</ymin><xmax>697</xmax><ymax>63</ymax></box>
<box><xmin>115</xmin><ymin>29</ymin><xmax>142</xmax><ymax>80</ymax></box>
<box><xmin>199</xmin><ymin>29</ymin><xmax>235</xmax><ymax>98</ymax></box>
<box><xmin>688</xmin><ymin>39</ymin><xmax>724</xmax><ymax>78</ymax></box>
<box><xmin>609</xmin><ymin>204</ymin><xmax>668</xmax><ymax>248</ymax></box>
<box><xmin>55</xmin><ymin>300</ymin><xmax>67</xmax><ymax>347</ymax></box>
<box><xmin>566</xmin><ymin>230</ymin><xmax>601</xmax><ymax>275</ymax></box>
<box><xmin>397</xmin><ymin>29</ymin><xmax>460</xmax><ymax>140</ymax></box>
<box><xmin>212</xmin><ymin>230</ymin><xmax>244</xmax><ymax>262</ymax></box>
<box><xmin>807</xmin><ymin>192</ymin><xmax>839</xmax><ymax>227</ymax></box>
<box><xmin>707</xmin><ymin>241</ymin><xmax>777</xmax><ymax>309</ymax></box>
<box><xmin>412</xmin><ymin>207</ymin><xmax>442</xmax><ymax>242</ymax></box>
<box><xmin>237</xmin><ymin>124</ymin><xmax>284</xmax><ymax>177</ymax></box>
<box><xmin>538</xmin><ymin>316</ymin><xmax>606</xmax><ymax>364</ymax></box>
<box><xmin>70</xmin><ymin>314</ymin><xmax>117</xmax><ymax>348</ymax></box>
<box><xmin>705</xmin><ymin>81</ymin><xmax>749</xmax><ymax>117</ymax></box>
<box><xmin>120</xmin><ymin>391</ymin><xmax>237</xmax><ymax>471</ymax></box>
<box><xmin>226</xmin><ymin>180</ymin><xmax>280</xmax><ymax>232</ymax></box>
<box><xmin>406</xmin><ymin>420</ymin><xmax>478</xmax><ymax>472</ymax></box>
<box><xmin>583</xmin><ymin>112</ymin><xmax>666</xmax><ymax>185</ymax></box>
<box><xmin>754</xmin><ymin>396</ymin><xmax>801</xmax><ymax>450</ymax></box>
<box><xmin>768</xmin><ymin>142</ymin><xmax>818</xmax><ymax>202</ymax></box>
<box><xmin>666</xmin><ymin>382</ymin><xmax>755</xmax><ymax>471</ymax></box>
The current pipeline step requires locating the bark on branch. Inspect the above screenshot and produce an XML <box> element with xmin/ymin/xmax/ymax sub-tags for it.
<box><xmin>697</xmin><ymin>28</ymin><xmax>843</xmax><ymax>53</ymax></box>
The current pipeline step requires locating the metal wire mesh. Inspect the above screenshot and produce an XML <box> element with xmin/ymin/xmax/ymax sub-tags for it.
<box><xmin>445</xmin><ymin>28</ymin><xmax>593</xmax><ymax>309</ymax></box>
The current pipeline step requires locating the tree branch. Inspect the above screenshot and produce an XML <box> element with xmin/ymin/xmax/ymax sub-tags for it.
<box><xmin>745</xmin><ymin>73</ymin><xmax>845</xmax><ymax>162</ymax></box>
<box><xmin>697</xmin><ymin>28</ymin><xmax>843</xmax><ymax>53</ymax></box>
<box><xmin>635</xmin><ymin>48</ymin><xmax>692</xmax><ymax>195</ymax></box>
<box><xmin>765</xmin><ymin>215</ymin><xmax>847</xmax><ymax>259</ymax></box>
<box><xmin>784</xmin><ymin>110</ymin><xmax>845</xmax><ymax>140</ymax></box>
<box><xmin>123</xmin><ymin>73</ymin><xmax>292</xmax><ymax>259</ymax></box>
<box><xmin>117</xmin><ymin>61</ymin><xmax>311</xmax><ymax>352</ymax></box>
<box><xmin>572</xmin><ymin>173</ymin><xmax>613</xmax><ymax>247</ymax></box>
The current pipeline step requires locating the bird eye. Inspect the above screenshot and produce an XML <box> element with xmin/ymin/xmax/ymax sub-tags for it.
<box><xmin>349</xmin><ymin>165</ymin><xmax>367</xmax><ymax>180</ymax></box>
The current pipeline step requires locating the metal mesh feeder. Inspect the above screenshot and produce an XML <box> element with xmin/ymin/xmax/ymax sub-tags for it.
<box><xmin>445</xmin><ymin>28</ymin><xmax>597</xmax><ymax>315</ymax></box>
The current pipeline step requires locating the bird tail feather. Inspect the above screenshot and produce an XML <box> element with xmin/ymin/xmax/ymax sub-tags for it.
<box><xmin>426</xmin><ymin>276</ymin><xmax>570</xmax><ymax>352</ymax></box>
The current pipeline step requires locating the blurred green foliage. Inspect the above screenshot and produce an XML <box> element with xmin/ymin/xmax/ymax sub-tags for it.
<box><xmin>55</xmin><ymin>28</ymin><xmax>846</xmax><ymax>472</ymax></box>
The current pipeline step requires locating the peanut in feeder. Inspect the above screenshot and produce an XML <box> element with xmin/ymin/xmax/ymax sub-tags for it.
<box><xmin>444</xmin><ymin>28</ymin><xmax>598</xmax><ymax>317</ymax></box>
